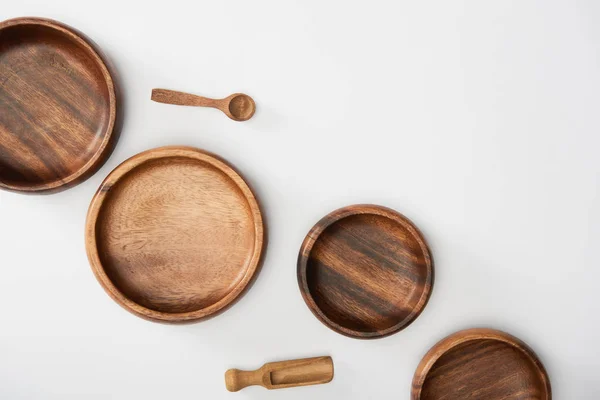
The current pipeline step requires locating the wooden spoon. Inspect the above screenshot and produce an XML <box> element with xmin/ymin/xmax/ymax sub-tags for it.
<box><xmin>151</xmin><ymin>89</ymin><xmax>255</xmax><ymax>121</ymax></box>
<box><xmin>225</xmin><ymin>356</ymin><xmax>334</xmax><ymax>392</ymax></box>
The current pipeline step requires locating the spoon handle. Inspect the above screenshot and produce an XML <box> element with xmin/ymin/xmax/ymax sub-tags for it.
<box><xmin>151</xmin><ymin>89</ymin><xmax>221</xmax><ymax>108</ymax></box>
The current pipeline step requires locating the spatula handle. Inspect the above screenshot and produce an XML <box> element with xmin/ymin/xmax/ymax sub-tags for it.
<box><xmin>151</xmin><ymin>89</ymin><xmax>221</xmax><ymax>108</ymax></box>
<box><xmin>225</xmin><ymin>369</ymin><xmax>263</xmax><ymax>392</ymax></box>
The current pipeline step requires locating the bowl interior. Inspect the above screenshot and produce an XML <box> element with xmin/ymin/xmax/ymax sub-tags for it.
<box><xmin>304</xmin><ymin>212</ymin><xmax>431</xmax><ymax>337</ymax></box>
<box><xmin>94</xmin><ymin>157</ymin><xmax>257</xmax><ymax>314</ymax></box>
<box><xmin>420</xmin><ymin>338</ymin><xmax>549</xmax><ymax>399</ymax></box>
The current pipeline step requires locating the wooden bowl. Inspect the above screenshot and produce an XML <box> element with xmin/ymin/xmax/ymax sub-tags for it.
<box><xmin>297</xmin><ymin>205</ymin><xmax>433</xmax><ymax>339</ymax></box>
<box><xmin>85</xmin><ymin>147</ymin><xmax>265</xmax><ymax>323</ymax></box>
<box><xmin>0</xmin><ymin>17</ymin><xmax>119</xmax><ymax>194</ymax></box>
<box><xmin>412</xmin><ymin>328</ymin><xmax>552</xmax><ymax>399</ymax></box>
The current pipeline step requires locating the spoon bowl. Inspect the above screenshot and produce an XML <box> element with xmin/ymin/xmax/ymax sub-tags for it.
<box><xmin>226</xmin><ymin>94</ymin><xmax>256</xmax><ymax>121</ymax></box>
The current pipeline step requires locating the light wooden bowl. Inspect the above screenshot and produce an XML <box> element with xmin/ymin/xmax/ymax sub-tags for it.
<box><xmin>85</xmin><ymin>146</ymin><xmax>265</xmax><ymax>323</ymax></box>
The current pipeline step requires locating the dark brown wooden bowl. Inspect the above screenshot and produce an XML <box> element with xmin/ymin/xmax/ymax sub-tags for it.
<box><xmin>297</xmin><ymin>205</ymin><xmax>434</xmax><ymax>339</ymax></box>
<box><xmin>85</xmin><ymin>146</ymin><xmax>265</xmax><ymax>323</ymax></box>
<box><xmin>0</xmin><ymin>17</ymin><xmax>119</xmax><ymax>194</ymax></box>
<box><xmin>412</xmin><ymin>328</ymin><xmax>552</xmax><ymax>399</ymax></box>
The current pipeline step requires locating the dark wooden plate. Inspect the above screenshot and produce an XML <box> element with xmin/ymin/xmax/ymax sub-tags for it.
<box><xmin>85</xmin><ymin>146</ymin><xmax>265</xmax><ymax>323</ymax></box>
<box><xmin>297</xmin><ymin>205</ymin><xmax>433</xmax><ymax>339</ymax></box>
<box><xmin>0</xmin><ymin>17</ymin><xmax>119</xmax><ymax>194</ymax></box>
<box><xmin>412</xmin><ymin>328</ymin><xmax>552</xmax><ymax>399</ymax></box>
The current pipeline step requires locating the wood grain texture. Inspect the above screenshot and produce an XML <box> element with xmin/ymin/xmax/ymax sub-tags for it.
<box><xmin>85</xmin><ymin>146</ymin><xmax>265</xmax><ymax>323</ymax></box>
<box><xmin>151</xmin><ymin>89</ymin><xmax>255</xmax><ymax>121</ymax></box>
<box><xmin>225</xmin><ymin>356</ymin><xmax>333</xmax><ymax>392</ymax></box>
<box><xmin>0</xmin><ymin>17</ymin><xmax>120</xmax><ymax>194</ymax></box>
<box><xmin>412</xmin><ymin>328</ymin><xmax>551</xmax><ymax>400</ymax></box>
<box><xmin>297</xmin><ymin>205</ymin><xmax>433</xmax><ymax>339</ymax></box>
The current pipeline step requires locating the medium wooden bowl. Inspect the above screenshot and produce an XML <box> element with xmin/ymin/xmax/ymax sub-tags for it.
<box><xmin>412</xmin><ymin>328</ymin><xmax>552</xmax><ymax>399</ymax></box>
<box><xmin>0</xmin><ymin>17</ymin><xmax>119</xmax><ymax>194</ymax></box>
<box><xmin>297</xmin><ymin>205</ymin><xmax>433</xmax><ymax>339</ymax></box>
<box><xmin>85</xmin><ymin>147</ymin><xmax>265</xmax><ymax>323</ymax></box>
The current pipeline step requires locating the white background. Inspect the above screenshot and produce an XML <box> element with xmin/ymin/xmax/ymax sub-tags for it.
<box><xmin>1</xmin><ymin>1</ymin><xmax>599</xmax><ymax>399</ymax></box>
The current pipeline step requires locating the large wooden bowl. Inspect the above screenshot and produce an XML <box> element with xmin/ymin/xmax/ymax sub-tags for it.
<box><xmin>0</xmin><ymin>17</ymin><xmax>119</xmax><ymax>193</ymax></box>
<box><xmin>85</xmin><ymin>147</ymin><xmax>265</xmax><ymax>323</ymax></box>
<box><xmin>412</xmin><ymin>328</ymin><xmax>552</xmax><ymax>399</ymax></box>
<box><xmin>297</xmin><ymin>205</ymin><xmax>434</xmax><ymax>339</ymax></box>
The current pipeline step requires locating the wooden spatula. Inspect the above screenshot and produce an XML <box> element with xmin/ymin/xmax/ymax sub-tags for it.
<box><xmin>224</xmin><ymin>356</ymin><xmax>334</xmax><ymax>392</ymax></box>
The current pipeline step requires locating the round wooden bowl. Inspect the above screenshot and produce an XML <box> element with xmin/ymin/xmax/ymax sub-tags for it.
<box><xmin>297</xmin><ymin>205</ymin><xmax>434</xmax><ymax>339</ymax></box>
<box><xmin>412</xmin><ymin>328</ymin><xmax>552</xmax><ymax>399</ymax></box>
<box><xmin>0</xmin><ymin>17</ymin><xmax>119</xmax><ymax>194</ymax></box>
<box><xmin>85</xmin><ymin>147</ymin><xmax>265</xmax><ymax>323</ymax></box>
